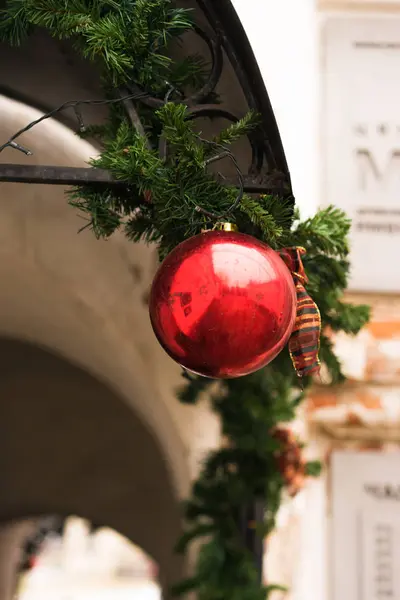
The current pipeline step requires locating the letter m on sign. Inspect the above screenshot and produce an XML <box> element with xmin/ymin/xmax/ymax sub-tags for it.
<box><xmin>356</xmin><ymin>149</ymin><xmax>400</xmax><ymax>190</ymax></box>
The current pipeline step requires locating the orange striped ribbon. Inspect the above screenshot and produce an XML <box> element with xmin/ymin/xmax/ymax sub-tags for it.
<box><xmin>279</xmin><ymin>247</ymin><xmax>321</xmax><ymax>378</ymax></box>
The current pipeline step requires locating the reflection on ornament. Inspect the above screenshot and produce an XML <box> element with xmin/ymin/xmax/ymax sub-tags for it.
<box><xmin>149</xmin><ymin>230</ymin><xmax>297</xmax><ymax>378</ymax></box>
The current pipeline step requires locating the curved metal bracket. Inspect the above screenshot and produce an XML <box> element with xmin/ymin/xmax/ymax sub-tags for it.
<box><xmin>0</xmin><ymin>0</ymin><xmax>293</xmax><ymax>206</ymax></box>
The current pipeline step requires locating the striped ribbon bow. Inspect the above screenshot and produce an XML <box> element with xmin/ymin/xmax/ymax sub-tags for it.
<box><xmin>279</xmin><ymin>247</ymin><xmax>321</xmax><ymax>378</ymax></box>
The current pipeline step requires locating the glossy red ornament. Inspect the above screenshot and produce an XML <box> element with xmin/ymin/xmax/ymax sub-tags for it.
<box><xmin>149</xmin><ymin>230</ymin><xmax>297</xmax><ymax>379</ymax></box>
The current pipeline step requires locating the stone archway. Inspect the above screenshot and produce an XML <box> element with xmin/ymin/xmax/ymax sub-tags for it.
<box><xmin>0</xmin><ymin>89</ymin><xmax>198</xmax><ymax>600</ymax></box>
<box><xmin>0</xmin><ymin>337</ymin><xmax>185</xmax><ymax>597</ymax></box>
<box><xmin>0</xmin><ymin>93</ymin><xmax>194</xmax><ymax>496</ymax></box>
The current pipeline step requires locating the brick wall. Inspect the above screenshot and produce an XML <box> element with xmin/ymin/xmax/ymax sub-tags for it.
<box><xmin>308</xmin><ymin>295</ymin><xmax>400</xmax><ymax>432</ymax></box>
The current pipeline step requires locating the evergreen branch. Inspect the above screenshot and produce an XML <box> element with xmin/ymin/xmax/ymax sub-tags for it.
<box><xmin>319</xmin><ymin>333</ymin><xmax>346</xmax><ymax>384</ymax></box>
<box><xmin>292</xmin><ymin>205</ymin><xmax>351</xmax><ymax>257</ymax></box>
<box><xmin>175</xmin><ymin>523</ymin><xmax>215</xmax><ymax>554</ymax></box>
<box><xmin>23</xmin><ymin>0</ymin><xmax>93</xmax><ymax>38</ymax></box>
<box><xmin>68</xmin><ymin>188</ymin><xmax>122</xmax><ymax>238</ymax></box>
<box><xmin>168</xmin><ymin>54</ymin><xmax>210</xmax><ymax>91</ymax></box>
<box><xmin>82</xmin><ymin>14</ymin><xmax>136</xmax><ymax>77</ymax></box>
<box><xmin>239</xmin><ymin>196</ymin><xmax>283</xmax><ymax>245</ymax></box>
<box><xmin>209</xmin><ymin>111</ymin><xmax>260</xmax><ymax>150</ymax></box>
<box><xmin>124</xmin><ymin>212</ymin><xmax>161</xmax><ymax>243</ymax></box>
<box><xmin>260</xmin><ymin>194</ymin><xmax>295</xmax><ymax>237</ymax></box>
<box><xmin>325</xmin><ymin>301</ymin><xmax>370</xmax><ymax>335</ymax></box>
<box><xmin>177</xmin><ymin>373</ymin><xmax>214</xmax><ymax>404</ymax></box>
<box><xmin>0</xmin><ymin>0</ymin><xmax>33</xmax><ymax>44</ymax></box>
<box><xmin>305</xmin><ymin>460</ymin><xmax>323</xmax><ymax>477</ymax></box>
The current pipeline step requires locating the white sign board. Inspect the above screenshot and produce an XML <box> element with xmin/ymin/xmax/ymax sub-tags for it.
<box><xmin>323</xmin><ymin>17</ymin><xmax>400</xmax><ymax>292</ymax></box>
<box><xmin>331</xmin><ymin>451</ymin><xmax>400</xmax><ymax>600</ymax></box>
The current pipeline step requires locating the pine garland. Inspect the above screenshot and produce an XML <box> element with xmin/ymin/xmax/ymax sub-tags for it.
<box><xmin>0</xmin><ymin>1</ymin><xmax>370</xmax><ymax>598</ymax></box>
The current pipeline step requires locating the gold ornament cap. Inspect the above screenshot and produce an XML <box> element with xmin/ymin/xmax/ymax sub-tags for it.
<box><xmin>201</xmin><ymin>222</ymin><xmax>239</xmax><ymax>233</ymax></box>
<box><xmin>218</xmin><ymin>222</ymin><xmax>239</xmax><ymax>232</ymax></box>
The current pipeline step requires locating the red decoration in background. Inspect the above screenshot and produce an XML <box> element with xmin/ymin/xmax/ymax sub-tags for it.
<box><xmin>149</xmin><ymin>230</ymin><xmax>297</xmax><ymax>378</ymax></box>
<box><xmin>273</xmin><ymin>427</ymin><xmax>306</xmax><ymax>497</ymax></box>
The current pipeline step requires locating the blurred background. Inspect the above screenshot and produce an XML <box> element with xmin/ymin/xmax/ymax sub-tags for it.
<box><xmin>15</xmin><ymin>517</ymin><xmax>159</xmax><ymax>600</ymax></box>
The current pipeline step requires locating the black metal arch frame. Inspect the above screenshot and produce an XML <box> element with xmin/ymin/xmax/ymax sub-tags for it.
<box><xmin>0</xmin><ymin>0</ymin><xmax>292</xmax><ymax>204</ymax></box>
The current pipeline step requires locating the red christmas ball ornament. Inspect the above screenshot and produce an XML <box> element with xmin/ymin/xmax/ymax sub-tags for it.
<box><xmin>149</xmin><ymin>228</ymin><xmax>297</xmax><ymax>379</ymax></box>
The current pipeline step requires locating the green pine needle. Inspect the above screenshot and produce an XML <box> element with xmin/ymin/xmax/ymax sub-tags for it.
<box><xmin>292</xmin><ymin>205</ymin><xmax>351</xmax><ymax>257</ymax></box>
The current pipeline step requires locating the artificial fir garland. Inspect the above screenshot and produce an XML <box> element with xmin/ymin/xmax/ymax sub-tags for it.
<box><xmin>0</xmin><ymin>1</ymin><xmax>370</xmax><ymax>598</ymax></box>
